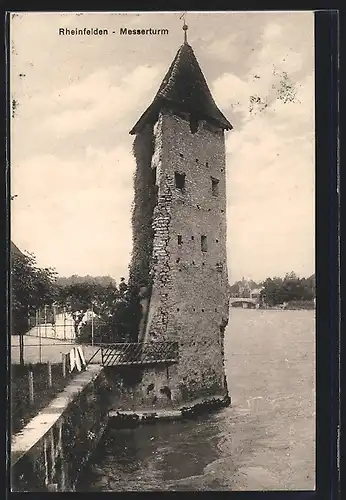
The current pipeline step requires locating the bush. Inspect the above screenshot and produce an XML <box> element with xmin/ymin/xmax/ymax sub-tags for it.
<box><xmin>285</xmin><ymin>300</ymin><xmax>315</xmax><ymax>310</ymax></box>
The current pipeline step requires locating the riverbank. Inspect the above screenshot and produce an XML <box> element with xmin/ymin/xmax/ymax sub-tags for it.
<box><xmin>11</xmin><ymin>363</ymin><xmax>74</xmax><ymax>434</ymax></box>
<box><xmin>11</xmin><ymin>364</ymin><xmax>109</xmax><ymax>492</ymax></box>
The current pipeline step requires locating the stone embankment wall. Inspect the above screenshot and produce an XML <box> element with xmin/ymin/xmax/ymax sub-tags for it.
<box><xmin>11</xmin><ymin>365</ymin><xmax>110</xmax><ymax>492</ymax></box>
<box><xmin>104</xmin><ymin>363</ymin><xmax>230</xmax><ymax>424</ymax></box>
<box><xmin>11</xmin><ymin>361</ymin><xmax>231</xmax><ymax>492</ymax></box>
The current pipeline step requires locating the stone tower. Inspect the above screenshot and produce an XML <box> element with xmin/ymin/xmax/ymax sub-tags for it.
<box><xmin>129</xmin><ymin>36</ymin><xmax>233</xmax><ymax>410</ymax></box>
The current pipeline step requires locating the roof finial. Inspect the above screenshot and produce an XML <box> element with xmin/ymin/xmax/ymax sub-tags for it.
<box><xmin>180</xmin><ymin>12</ymin><xmax>188</xmax><ymax>44</ymax></box>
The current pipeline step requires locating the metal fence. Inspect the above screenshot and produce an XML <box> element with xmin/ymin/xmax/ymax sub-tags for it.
<box><xmin>10</xmin><ymin>338</ymin><xmax>102</xmax><ymax>366</ymax></box>
<box><xmin>11</xmin><ymin>306</ymin><xmax>179</xmax><ymax>367</ymax></box>
<box><xmin>12</xmin><ymin>305</ymin><xmax>105</xmax><ymax>365</ymax></box>
<box><xmin>26</xmin><ymin>305</ymin><xmax>98</xmax><ymax>341</ymax></box>
<box><xmin>99</xmin><ymin>341</ymin><xmax>179</xmax><ymax>366</ymax></box>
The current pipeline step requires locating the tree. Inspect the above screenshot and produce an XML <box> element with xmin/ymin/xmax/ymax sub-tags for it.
<box><xmin>55</xmin><ymin>277</ymin><xmax>141</xmax><ymax>342</ymax></box>
<box><xmin>260</xmin><ymin>272</ymin><xmax>315</xmax><ymax>306</ymax></box>
<box><xmin>56</xmin><ymin>275</ymin><xmax>117</xmax><ymax>287</ymax></box>
<box><xmin>11</xmin><ymin>250</ymin><xmax>57</xmax><ymax>334</ymax></box>
<box><xmin>105</xmin><ymin>284</ymin><xmax>142</xmax><ymax>343</ymax></box>
<box><xmin>76</xmin><ymin>279</ymin><xmax>142</xmax><ymax>344</ymax></box>
<box><xmin>56</xmin><ymin>282</ymin><xmax>100</xmax><ymax>335</ymax></box>
<box><xmin>260</xmin><ymin>277</ymin><xmax>284</xmax><ymax>306</ymax></box>
<box><xmin>281</xmin><ymin>272</ymin><xmax>306</xmax><ymax>302</ymax></box>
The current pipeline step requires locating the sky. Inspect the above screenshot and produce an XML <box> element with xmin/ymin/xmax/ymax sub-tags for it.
<box><xmin>10</xmin><ymin>11</ymin><xmax>315</xmax><ymax>284</ymax></box>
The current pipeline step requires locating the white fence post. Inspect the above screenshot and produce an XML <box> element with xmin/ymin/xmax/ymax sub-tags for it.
<box><xmin>61</xmin><ymin>353</ymin><xmax>66</xmax><ymax>378</ymax></box>
<box><xmin>53</xmin><ymin>304</ymin><xmax>56</xmax><ymax>338</ymax></box>
<box><xmin>63</xmin><ymin>307</ymin><xmax>66</xmax><ymax>341</ymax></box>
<box><xmin>28</xmin><ymin>370</ymin><xmax>34</xmax><ymax>406</ymax></box>
<box><xmin>44</xmin><ymin>305</ymin><xmax>47</xmax><ymax>337</ymax></box>
<box><xmin>38</xmin><ymin>307</ymin><xmax>42</xmax><ymax>363</ymax></box>
<box><xmin>47</xmin><ymin>361</ymin><xmax>52</xmax><ymax>388</ymax></box>
<box><xmin>35</xmin><ymin>309</ymin><xmax>39</xmax><ymax>336</ymax></box>
<box><xmin>91</xmin><ymin>304</ymin><xmax>94</xmax><ymax>347</ymax></box>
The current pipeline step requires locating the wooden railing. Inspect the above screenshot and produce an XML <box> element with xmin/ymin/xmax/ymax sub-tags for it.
<box><xmin>94</xmin><ymin>341</ymin><xmax>179</xmax><ymax>367</ymax></box>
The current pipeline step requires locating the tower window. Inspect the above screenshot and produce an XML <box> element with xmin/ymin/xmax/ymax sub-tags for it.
<box><xmin>190</xmin><ymin>116</ymin><xmax>199</xmax><ymax>134</ymax></box>
<box><xmin>211</xmin><ymin>177</ymin><xmax>220</xmax><ymax>196</ymax></box>
<box><xmin>191</xmin><ymin>236</ymin><xmax>194</xmax><ymax>240</ymax></box>
<box><xmin>178</xmin><ymin>235</ymin><xmax>183</xmax><ymax>245</ymax></box>
<box><xmin>175</xmin><ymin>172</ymin><xmax>186</xmax><ymax>191</ymax></box>
<box><xmin>152</xmin><ymin>167</ymin><xmax>157</xmax><ymax>184</ymax></box>
<box><xmin>201</xmin><ymin>235</ymin><xmax>208</xmax><ymax>252</ymax></box>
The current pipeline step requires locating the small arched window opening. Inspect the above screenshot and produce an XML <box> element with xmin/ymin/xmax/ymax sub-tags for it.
<box><xmin>152</xmin><ymin>167</ymin><xmax>157</xmax><ymax>185</ymax></box>
<box><xmin>211</xmin><ymin>177</ymin><xmax>220</xmax><ymax>197</ymax></box>
<box><xmin>175</xmin><ymin>172</ymin><xmax>186</xmax><ymax>191</ymax></box>
<box><xmin>189</xmin><ymin>115</ymin><xmax>199</xmax><ymax>134</ymax></box>
<box><xmin>201</xmin><ymin>235</ymin><xmax>208</xmax><ymax>252</ymax></box>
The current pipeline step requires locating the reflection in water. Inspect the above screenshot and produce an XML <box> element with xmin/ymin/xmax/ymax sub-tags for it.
<box><xmin>78</xmin><ymin>412</ymin><xmax>235</xmax><ymax>491</ymax></box>
<box><xmin>77</xmin><ymin>405</ymin><xmax>278</xmax><ymax>491</ymax></box>
<box><xmin>76</xmin><ymin>310</ymin><xmax>315</xmax><ymax>491</ymax></box>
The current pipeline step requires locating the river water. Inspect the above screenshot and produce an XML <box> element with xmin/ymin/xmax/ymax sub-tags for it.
<box><xmin>77</xmin><ymin>308</ymin><xmax>315</xmax><ymax>491</ymax></box>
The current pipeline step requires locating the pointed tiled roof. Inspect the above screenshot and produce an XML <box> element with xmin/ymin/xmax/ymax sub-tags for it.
<box><xmin>130</xmin><ymin>42</ymin><xmax>233</xmax><ymax>134</ymax></box>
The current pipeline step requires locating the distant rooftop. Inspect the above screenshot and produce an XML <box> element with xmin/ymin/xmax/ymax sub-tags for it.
<box><xmin>130</xmin><ymin>42</ymin><xmax>233</xmax><ymax>134</ymax></box>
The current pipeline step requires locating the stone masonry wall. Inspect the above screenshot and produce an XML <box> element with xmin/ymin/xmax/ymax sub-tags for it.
<box><xmin>143</xmin><ymin>110</ymin><xmax>230</xmax><ymax>404</ymax></box>
<box><xmin>11</xmin><ymin>366</ymin><xmax>110</xmax><ymax>492</ymax></box>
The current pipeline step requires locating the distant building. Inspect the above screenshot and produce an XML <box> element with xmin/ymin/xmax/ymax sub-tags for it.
<box><xmin>250</xmin><ymin>287</ymin><xmax>264</xmax><ymax>300</ymax></box>
<box><xmin>229</xmin><ymin>278</ymin><xmax>259</xmax><ymax>298</ymax></box>
<box><xmin>238</xmin><ymin>278</ymin><xmax>251</xmax><ymax>298</ymax></box>
<box><xmin>238</xmin><ymin>278</ymin><xmax>258</xmax><ymax>298</ymax></box>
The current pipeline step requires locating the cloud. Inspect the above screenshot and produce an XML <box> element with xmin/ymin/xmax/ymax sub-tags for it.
<box><xmin>11</xmin><ymin>145</ymin><xmax>135</xmax><ymax>278</ymax></box>
<box><xmin>215</xmin><ymin>18</ymin><xmax>315</xmax><ymax>282</ymax></box>
<box><xmin>212</xmin><ymin>68</ymin><xmax>312</xmax><ymax>124</ymax></box>
<box><xmin>223</xmin><ymin>70</ymin><xmax>315</xmax><ymax>282</ymax></box>
<box><xmin>39</xmin><ymin>64</ymin><xmax>162</xmax><ymax>137</ymax></box>
<box><xmin>211</xmin><ymin>15</ymin><xmax>313</xmax><ymax>120</ymax></box>
<box><xmin>262</xmin><ymin>22</ymin><xmax>283</xmax><ymax>40</ymax></box>
<box><xmin>10</xmin><ymin>12</ymin><xmax>315</xmax><ymax>283</ymax></box>
<box><xmin>212</xmin><ymin>73</ymin><xmax>252</xmax><ymax>115</ymax></box>
<box><xmin>204</xmin><ymin>34</ymin><xmax>243</xmax><ymax>64</ymax></box>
